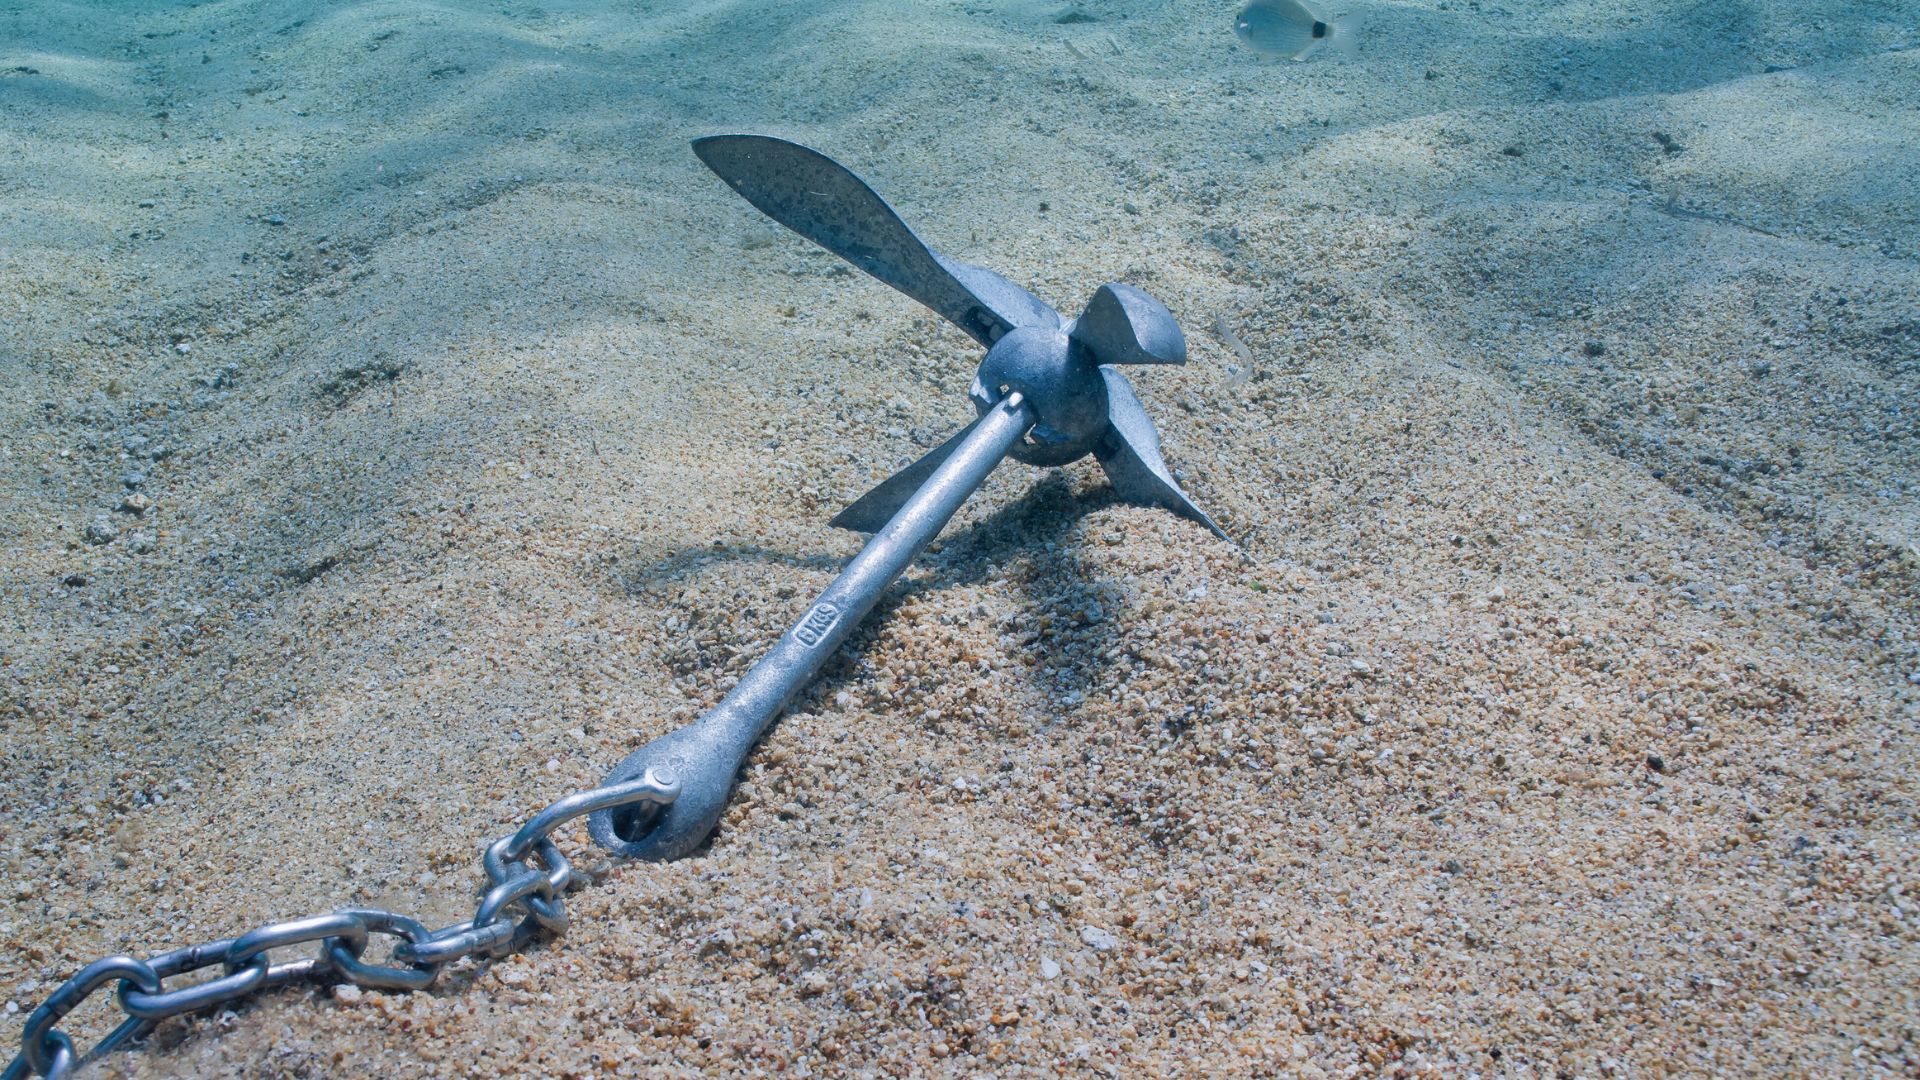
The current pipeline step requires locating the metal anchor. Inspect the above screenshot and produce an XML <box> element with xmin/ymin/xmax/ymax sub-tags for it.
<box><xmin>589</xmin><ymin>135</ymin><xmax>1228</xmax><ymax>860</ymax></box>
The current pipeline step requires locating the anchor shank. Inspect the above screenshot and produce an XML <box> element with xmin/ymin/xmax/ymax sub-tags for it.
<box><xmin>591</xmin><ymin>392</ymin><xmax>1036</xmax><ymax>860</ymax></box>
<box><xmin>714</xmin><ymin>391</ymin><xmax>1032</xmax><ymax>748</ymax></box>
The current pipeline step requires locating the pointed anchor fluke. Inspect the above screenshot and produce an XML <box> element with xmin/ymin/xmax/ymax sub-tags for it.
<box><xmin>692</xmin><ymin>134</ymin><xmax>1059</xmax><ymax>347</ymax></box>
<box><xmin>1094</xmin><ymin>367</ymin><xmax>1231</xmax><ymax>542</ymax></box>
<box><xmin>835</xmin><ymin>367</ymin><xmax>1231</xmax><ymax>543</ymax></box>
<box><xmin>1069</xmin><ymin>283</ymin><xmax>1187</xmax><ymax>367</ymax></box>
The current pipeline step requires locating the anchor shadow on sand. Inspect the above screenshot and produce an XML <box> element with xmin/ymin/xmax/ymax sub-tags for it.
<box><xmin>604</xmin><ymin>468</ymin><xmax>1145</xmax><ymax>750</ymax></box>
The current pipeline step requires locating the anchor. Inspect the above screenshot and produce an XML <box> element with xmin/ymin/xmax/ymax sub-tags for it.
<box><xmin>589</xmin><ymin>135</ymin><xmax>1229</xmax><ymax>861</ymax></box>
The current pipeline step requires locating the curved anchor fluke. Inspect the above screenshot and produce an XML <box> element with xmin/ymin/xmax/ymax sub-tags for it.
<box><xmin>692</xmin><ymin>135</ymin><xmax>1059</xmax><ymax>346</ymax></box>
<box><xmin>1095</xmin><ymin>367</ymin><xmax>1231</xmax><ymax>543</ymax></box>
<box><xmin>1069</xmin><ymin>283</ymin><xmax>1187</xmax><ymax>367</ymax></box>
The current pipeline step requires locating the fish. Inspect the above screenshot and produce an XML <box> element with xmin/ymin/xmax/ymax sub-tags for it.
<box><xmin>1233</xmin><ymin>0</ymin><xmax>1361</xmax><ymax>61</ymax></box>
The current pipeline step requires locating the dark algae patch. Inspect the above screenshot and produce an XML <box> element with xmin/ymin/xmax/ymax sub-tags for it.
<box><xmin>318</xmin><ymin>355</ymin><xmax>403</xmax><ymax>405</ymax></box>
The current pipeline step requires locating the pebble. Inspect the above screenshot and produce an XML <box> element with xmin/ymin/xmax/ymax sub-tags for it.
<box><xmin>83</xmin><ymin>515</ymin><xmax>117</xmax><ymax>545</ymax></box>
<box><xmin>1040</xmin><ymin>956</ymin><xmax>1061</xmax><ymax>980</ymax></box>
<box><xmin>1079</xmin><ymin>925</ymin><xmax>1118</xmax><ymax>953</ymax></box>
<box><xmin>119</xmin><ymin>493</ymin><xmax>151</xmax><ymax>516</ymax></box>
<box><xmin>122</xmin><ymin>470</ymin><xmax>146</xmax><ymax>489</ymax></box>
<box><xmin>128</xmin><ymin>531</ymin><xmax>156</xmax><ymax>555</ymax></box>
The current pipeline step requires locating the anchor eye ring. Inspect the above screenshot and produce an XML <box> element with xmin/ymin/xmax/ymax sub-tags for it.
<box><xmin>609</xmin><ymin>800</ymin><xmax>668</xmax><ymax>844</ymax></box>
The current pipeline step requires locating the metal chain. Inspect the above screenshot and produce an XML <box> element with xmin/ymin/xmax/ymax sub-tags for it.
<box><xmin>1</xmin><ymin>770</ymin><xmax>679</xmax><ymax>1080</ymax></box>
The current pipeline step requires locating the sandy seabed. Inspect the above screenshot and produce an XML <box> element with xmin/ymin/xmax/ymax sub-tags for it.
<box><xmin>2</xmin><ymin>0</ymin><xmax>1917</xmax><ymax>1076</ymax></box>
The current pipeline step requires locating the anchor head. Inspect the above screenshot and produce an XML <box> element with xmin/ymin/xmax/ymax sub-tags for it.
<box><xmin>692</xmin><ymin>134</ymin><xmax>1229</xmax><ymax>541</ymax></box>
<box><xmin>968</xmin><ymin>283</ymin><xmax>1187</xmax><ymax>467</ymax></box>
<box><xmin>967</xmin><ymin>325</ymin><xmax>1107</xmax><ymax>466</ymax></box>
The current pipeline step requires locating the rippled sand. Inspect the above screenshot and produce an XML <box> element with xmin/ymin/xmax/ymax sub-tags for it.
<box><xmin>2</xmin><ymin>1</ymin><xmax>1915</xmax><ymax>1075</ymax></box>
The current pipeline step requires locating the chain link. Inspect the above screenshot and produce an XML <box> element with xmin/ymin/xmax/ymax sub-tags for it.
<box><xmin>2</xmin><ymin>770</ymin><xmax>678</xmax><ymax>1080</ymax></box>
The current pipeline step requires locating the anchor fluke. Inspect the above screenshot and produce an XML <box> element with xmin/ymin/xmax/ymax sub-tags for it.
<box><xmin>1095</xmin><ymin>367</ymin><xmax>1230</xmax><ymax>542</ymax></box>
<box><xmin>828</xmin><ymin>417</ymin><xmax>983</xmax><ymax>533</ymax></box>
<box><xmin>1069</xmin><ymin>283</ymin><xmax>1188</xmax><ymax>367</ymax></box>
<box><xmin>691</xmin><ymin>134</ymin><xmax>1059</xmax><ymax>347</ymax></box>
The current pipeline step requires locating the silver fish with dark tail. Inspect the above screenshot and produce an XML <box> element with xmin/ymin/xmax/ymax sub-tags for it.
<box><xmin>1234</xmin><ymin>0</ymin><xmax>1361</xmax><ymax>61</ymax></box>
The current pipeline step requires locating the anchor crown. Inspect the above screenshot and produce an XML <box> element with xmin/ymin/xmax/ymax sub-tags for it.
<box><xmin>967</xmin><ymin>282</ymin><xmax>1188</xmax><ymax>467</ymax></box>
